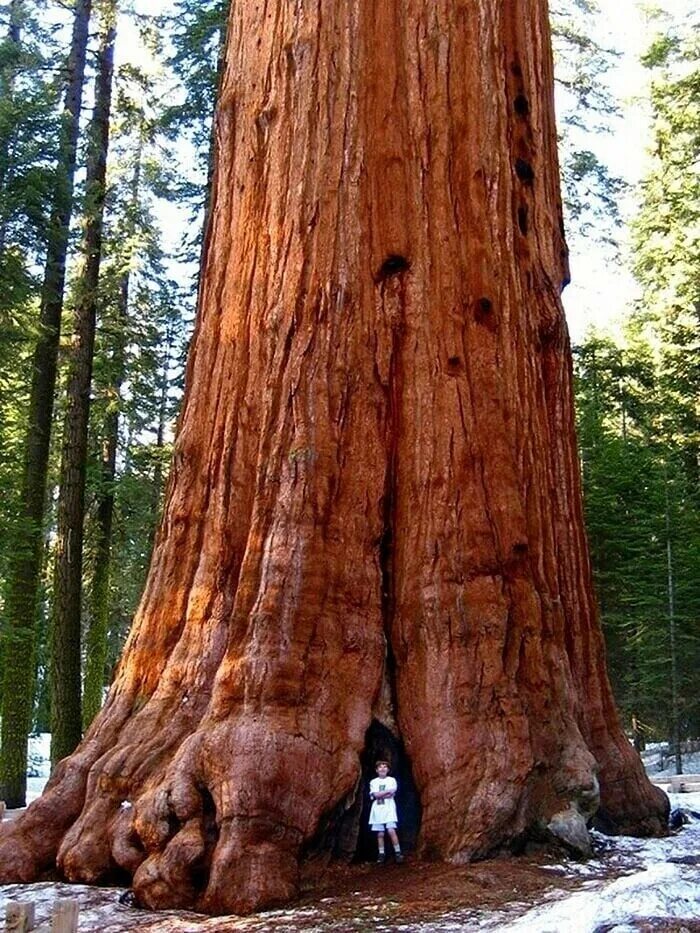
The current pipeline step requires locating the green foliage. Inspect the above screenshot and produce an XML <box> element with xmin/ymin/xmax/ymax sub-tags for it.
<box><xmin>573</xmin><ymin>9</ymin><xmax>699</xmax><ymax>748</ymax></box>
<box><xmin>633</xmin><ymin>9</ymin><xmax>699</xmax><ymax>483</ymax></box>
<box><xmin>550</xmin><ymin>0</ymin><xmax>625</xmax><ymax>246</ymax></box>
<box><xmin>79</xmin><ymin>58</ymin><xmax>195</xmax><ymax>685</ymax></box>
<box><xmin>0</xmin><ymin>0</ymin><xmax>63</xmax><ymax>597</ymax></box>
<box><xmin>157</xmin><ymin>0</ymin><xmax>227</xmax><ymax>157</ymax></box>
<box><xmin>574</xmin><ymin>330</ymin><xmax>700</xmax><ymax>740</ymax></box>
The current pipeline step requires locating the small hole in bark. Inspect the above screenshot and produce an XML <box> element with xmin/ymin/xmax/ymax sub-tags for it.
<box><xmin>514</xmin><ymin>94</ymin><xmax>529</xmax><ymax>116</ymax></box>
<box><xmin>377</xmin><ymin>254</ymin><xmax>410</xmax><ymax>282</ymax></box>
<box><xmin>540</xmin><ymin>320</ymin><xmax>561</xmax><ymax>348</ymax></box>
<box><xmin>447</xmin><ymin>355</ymin><xmax>463</xmax><ymax>375</ymax></box>
<box><xmin>128</xmin><ymin>830</ymin><xmax>145</xmax><ymax>854</ymax></box>
<box><xmin>474</xmin><ymin>297</ymin><xmax>496</xmax><ymax>330</ymax></box>
<box><xmin>512</xmin><ymin>541</ymin><xmax>528</xmax><ymax>557</ymax></box>
<box><xmin>517</xmin><ymin>206</ymin><xmax>529</xmax><ymax>235</ymax></box>
<box><xmin>515</xmin><ymin>158</ymin><xmax>535</xmax><ymax>185</ymax></box>
<box><xmin>355</xmin><ymin>720</ymin><xmax>421</xmax><ymax>862</ymax></box>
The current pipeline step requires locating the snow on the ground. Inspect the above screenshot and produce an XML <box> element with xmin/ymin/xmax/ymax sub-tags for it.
<box><xmin>5</xmin><ymin>739</ymin><xmax>700</xmax><ymax>930</ymax></box>
<box><xmin>473</xmin><ymin>794</ymin><xmax>700</xmax><ymax>933</ymax></box>
<box><xmin>642</xmin><ymin>742</ymin><xmax>700</xmax><ymax>778</ymax></box>
<box><xmin>26</xmin><ymin>733</ymin><xmax>51</xmax><ymax>804</ymax></box>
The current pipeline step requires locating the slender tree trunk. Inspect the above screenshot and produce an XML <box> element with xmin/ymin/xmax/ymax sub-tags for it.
<box><xmin>82</xmin><ymin>129</ymin><xmax>142</xmax><ymax>730</ymax></box>
<box><xmin>0</xmin><ymin>0</ymin><xmax>667</xmax><ymax>909</ymax></box>
<box><xmin>146</xmin><ymin>320</ymin><xmax>173</xmax><ymax>560</ymax></box>
<box><xmin>50</xmin><ymin>2</ymin><xmax>117</xmax><ymax>765</ymax></box>
<box><xmin>0</xmin><ymin>0</ymin><xmax>23</xmax><ymax>256</ymax></box>
<box><xmin>0</xmin><ymin>0</ymin><xmax>93</xmax><ymax>808</ymax></box>
<box><xmin>664</xmin><ymin>465</ymin><xmax>682</xmax><ymax>775</ymax></box>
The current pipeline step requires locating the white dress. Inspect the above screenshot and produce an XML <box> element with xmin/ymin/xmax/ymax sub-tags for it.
<box><xmin>368</xmin><ymin>776</ymin><xmax>398</xmax><ymax>826</ymax></box>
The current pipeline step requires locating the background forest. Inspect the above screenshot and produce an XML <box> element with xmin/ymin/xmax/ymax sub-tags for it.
<box><xmin>0</xmin><ymin>0</ymin><xmax>697</xmax><ymax>807</ymax></box>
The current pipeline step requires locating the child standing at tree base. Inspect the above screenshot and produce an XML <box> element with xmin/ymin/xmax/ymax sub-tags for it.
<box><xmin>369</xmin><ymin>759</ymin><xmax>404</xmax><ymax>864</ymax></box>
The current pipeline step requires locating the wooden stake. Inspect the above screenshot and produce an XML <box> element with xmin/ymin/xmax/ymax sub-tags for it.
<box><xmin>50</xmin><ymin>900</ymin><xmax>79</xmax><ymax>933</ymax></box>
<box><xmin>0</xmin><ymin>801</ymin><xmax>6</xmax><ymax>822</ymax></box>
<box><xmin>5</xmin><ymin>902</ymin><xmax>35</xmax><ymax>932</ymax></box>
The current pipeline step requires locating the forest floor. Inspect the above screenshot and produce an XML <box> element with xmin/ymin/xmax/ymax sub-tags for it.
<box><xmin>1</xmin><ymin>789</ymin><xmax>698</xmax><ymax>932</ymax></box>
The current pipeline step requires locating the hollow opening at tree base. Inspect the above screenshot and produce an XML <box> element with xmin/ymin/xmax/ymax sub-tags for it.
<box><xmin>353</xmin><ymin>719</ymin><xmax>421</xmax><ymax>862</ymax></box>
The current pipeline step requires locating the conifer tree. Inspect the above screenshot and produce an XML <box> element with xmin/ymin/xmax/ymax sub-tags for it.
<box><xmin>51</xmin><ymin>0</ymin><xmax>118</xmax><ymax>764</ymax></box>
<box><xmin>0</xmin><ymin>0</ymin><xmax>93</xmax><ymax>807</ymax></box>
<box><xmin>82</xmin><ymin>120</ymin><xmax>144</xmax><ymax>731</ymax></box>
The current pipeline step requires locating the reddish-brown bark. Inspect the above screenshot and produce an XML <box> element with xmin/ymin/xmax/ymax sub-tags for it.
<box><xmin>0</xmin><ymin>0</ymin><xmax>667</xmax><ymax>915</ymax></box>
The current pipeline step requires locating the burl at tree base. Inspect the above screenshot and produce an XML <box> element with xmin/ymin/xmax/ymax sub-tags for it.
<box><xmin>0</xmin><ymin>0</ymin><xmax>667</xmax><ymax>916</ymax></box>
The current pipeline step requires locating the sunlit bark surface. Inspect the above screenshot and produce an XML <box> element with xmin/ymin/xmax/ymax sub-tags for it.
<box><xmin>0</xmin><ymin>0</ymin><xmax>667</xmax><ymax>915</ymax></box>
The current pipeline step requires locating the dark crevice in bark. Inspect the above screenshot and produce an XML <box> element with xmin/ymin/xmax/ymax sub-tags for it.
<box><xmin>199</xmin><ymin>785</ymin><xmax>219</xmax><ymax>880</ymax></box>
<box><xmin>363</xmin><ymin>283</ymin><xmax>421</xmax><ymax>861</ymax></box>
<box><xmin>517</xmin><ymin>205</ymin><xmax>529</xmax><ymax>236</ymax></box>
<box><xmin>376</xmin><ymin>287</ymin><xmax>402</xmax><ymax>732</ymax></box>
<box><xmin>299</xmin><ymin>775</ymin><xmax>362</xmax><ymax>863</ymax></box>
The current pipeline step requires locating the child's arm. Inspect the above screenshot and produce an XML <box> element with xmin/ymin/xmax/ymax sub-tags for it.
<box><xmin>371</xmin><ymin>779</ymin><xmax>396</xmax><ymax>800</ymax></box>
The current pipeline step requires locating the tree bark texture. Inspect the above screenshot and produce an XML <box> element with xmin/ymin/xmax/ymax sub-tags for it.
<box><xmin>0</xmin><ymin>0</ymin><xmax>667</xmax><ymax>912</ymax></box>
<box><xmin>0</xmin><ymin>0</ymin><xmax>92</xmax><ymax>808</ymax></box>
<box><xmin>50</xmin><ymin>2</ymin><xmax>117</xmax><ymax>765</ymax></box>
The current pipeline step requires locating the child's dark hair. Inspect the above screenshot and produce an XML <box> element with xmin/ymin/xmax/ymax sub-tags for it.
<box><xmin>375</xmin><ymin>759</ymin><xmax>390</xmax><ymax>768</ymax></box>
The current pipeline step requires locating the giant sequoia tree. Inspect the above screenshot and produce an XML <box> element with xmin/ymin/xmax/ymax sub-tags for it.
<box><xmin>0</xmin><ymin>0</ymin><xmax>666</xmax><ymax>915</ymax></box>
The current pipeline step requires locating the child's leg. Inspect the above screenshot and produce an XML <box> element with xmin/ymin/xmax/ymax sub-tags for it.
<box><xmin>376</xmin><ymin>830</ymin><xmax>386</xmax><ymax>861</ymax></box>
<box><xmin>387</xmin><ymin>827</ymin><xmax>403</xmax><ymax>861</ymax></box>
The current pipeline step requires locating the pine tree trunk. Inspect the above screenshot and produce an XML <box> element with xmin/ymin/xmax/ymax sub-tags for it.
<box><xmin>0</xmin><ymin>0</ymin><xmax>667</xmax><ymax>910</ymax></box>
<box><xmin>0</xmin><ymin>0</ymin><xmax>22</xmax><ymax>255</ymax></box>
<box><xmin>0</xmin><ymin>0</ymin><xmax>93</xmax><ymax>808</ymax></box>
<box><xmin>50</xmin><ymin>4</ymin><xmax>117</xmax><ymax>765</ymax></box>
<box><xmin>82</xmin><ymin>130</ymin><xmax>142</xmax><ymax>731</ymax></box>
<box><xmin>664</xmin><ymin>468</ymin><xmax>682</xmax><ymax>775</ymax></box>
<box><xmin>146</xmin><ymin>322</ymin><xmax>172</xmax><ymax>560</ymax></box>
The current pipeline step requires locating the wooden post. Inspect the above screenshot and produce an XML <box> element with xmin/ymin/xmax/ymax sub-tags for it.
<box><xmin>5</xmin><ymin>902</ymin><xmax>35</xmax><ymax>932</ymax></box>
<box><xmin>0</xmin><ymin>802</ymin><xmax>6</xmax><ymax>822</ymax></box>
<box><xmin>50</xmin><ymin>900</ymin><xmax>79</xmax><ymax>933</ymax></box>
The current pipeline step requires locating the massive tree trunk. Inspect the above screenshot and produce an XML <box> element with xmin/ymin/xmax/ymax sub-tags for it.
<box><xmin>0</xmin><ymin>0</ymin><xmax>92</xmax><ymax>808</ymax></box>
<box><xmin>0</xmin><ymin>0</ymin><xmax>667</xmax><ymax>914</ymax></box>
<box><xmin>51</xmin><ymin>1</ymin><xmax>117</xmax><ymax>764</ymax></box>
